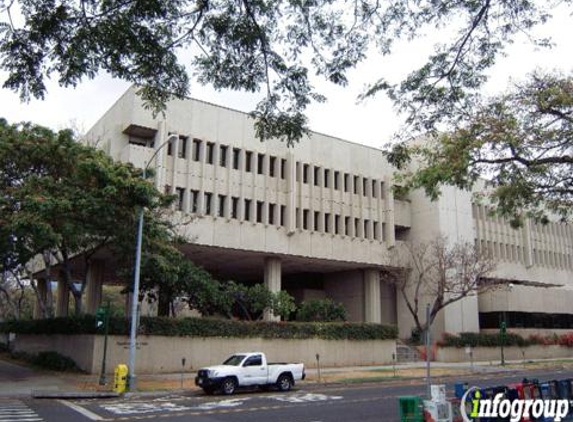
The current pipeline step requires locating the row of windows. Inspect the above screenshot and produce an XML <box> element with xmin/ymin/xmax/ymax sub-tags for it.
<box><xmin>167</xmin><ymin>137</ymin><xmax>288</xmax><ymax>179</ymax></box>
<box><xmin>169</xmin><ymin>186</ymin><xmax>385</xmax><ymax>241</ymax></box>
<box><xmin>295</xmin><ymin>162</ymin><xmax>384</xmax><ymax>198</ymax></box>
<box><xmin>164</xmin><ymin>137</ymin><xmax>389</xmax><ymax>200</ymax></box>
<box><xmin>294</xmin><ymin>208</ymin><xmax>383</xmax><ymax>240</ymax></box>
<box><xmin>477</xmin><ymin>239</ymin><xmax>572</xmax><ymax>269</ymax></box>
<box><xmin>480</xmin><ymin>312</ymin><xmax>573</xmax><ymax>330</ymax></box>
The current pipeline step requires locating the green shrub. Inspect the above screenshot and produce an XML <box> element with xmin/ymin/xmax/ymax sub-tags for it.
<box><xmin>31</xmin><ymin>351</ymin><xmax>81</xmax><ymax>372</ymax></box>
<box><xmin>438</xmin><ymin>332</ymin><xmax>537</xmax><ymax>348</ymax></box>
<box><xmin>296</xmin><ymin>299</ymin><xmax>347</xmax><ymax>322</ymax></box>
<box><xmin>0</xmin><ymin>316</ymin><xmax>397</xmax><ymax>341</ymax></box>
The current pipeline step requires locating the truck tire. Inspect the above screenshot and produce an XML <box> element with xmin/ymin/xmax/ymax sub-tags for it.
<box><xmin>221</xmin><ymin>377</ymin><xmax>237</xmax><ymax>395</ymax></box>
<box><xmin>276</xmin><ymin>374</ymin><xmax>293</xmax><ymax>392</ymax></box>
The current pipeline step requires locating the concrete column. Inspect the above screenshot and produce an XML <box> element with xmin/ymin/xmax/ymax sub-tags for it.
<box><xmin>363</xmin><ymin>269</ymin><xmax>381</xmax><ymax>323</ymax></box>
<box><xmin>263</xmin><ymin>257</ymin><xmax>282</xmax><ymax>322</ymax></box>
<box><xmin>383</xmin><ymin>175</ymin><xmax>396</xmax><ymax>248</ymax></box>
<box><xmin>85</xmin><ymin>261</ymin><xmax>105</xmax><ymax>314</ymax></box>
<box><xmin>33</xmin><ymin>278</ymin><xmax>49</xmax><ymax>319</ymax></box>
<box><xmin>56</xmin><ymin>274</ymin><xmax>70</xmax><ymax>317</ymax></box>
<box><xmin>522</xmin><ymin>218</ymin><xmax>534</xmax><ymax>267</ymax></box>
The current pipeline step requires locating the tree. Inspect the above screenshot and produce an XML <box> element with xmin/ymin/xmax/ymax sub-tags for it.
<box><xmin>296</xmin><ymin>299</ymin><xmax>347</xmax><ymax>322</ymax></box>
<box><xmin>384</xmin><ymin>236</ymin><xmax>496</xmax><ymax>336</ymax></box>
<box><xmin>1</xmin><ymin>1</ymin><xmax>567</xmax><ymax>143</ymax></box>
<box><xmin>224</xmin><ymin>281</ymin><xmax>295</xmax><ymax>321</ymax></box>
<box><xmin>386</xmin><ymin>72</ymin><xmax>573</xmax><ymax>225</ymax></box>
<box><xmin>0</xmin><ymin>118</ymin><xmax>169</xmax><ymax>315</ymax></box>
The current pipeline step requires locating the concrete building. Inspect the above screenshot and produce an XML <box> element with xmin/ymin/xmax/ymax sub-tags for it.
<box><xmin>71</xmin><ymin>86</ymin><xmax>573</xmax><ymax>338</ymax></box>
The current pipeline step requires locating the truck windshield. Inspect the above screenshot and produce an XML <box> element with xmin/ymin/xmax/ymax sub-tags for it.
<box><xmin>222</xmin><ymin>355</ymin><xmax>246</xmax><ymax>366</ymax></box>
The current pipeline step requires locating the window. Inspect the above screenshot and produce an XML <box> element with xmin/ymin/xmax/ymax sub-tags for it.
<box><xmin>269</xmin><ymin>156</ymin><xmax>276</xmax><ymax>177</ymax></box>
<box><xmin>324</xmin><ymin>213</ymin><xmax>331</xmax><ymax>233</ymax></box>
<box><xmin>218</xmin><ymin>195</ymin><xmax>226</xmax><ymax>217</ymax></box>
<box><xmin>192</xmin><ymin>139</ymin><xmax>202</xmax><ymax>162</ymax></box>
<box><xmin>280</xmin><ymin>205</ymin><xmax>286</xmax><ymax>226</ymax></box>
<box><xmin>219</xmin><ymin>145</ymin><xmax>228</xmax><ymax>167</ymax></box>
<box><xmin>175</xmin><ymin>188</ymin><xmax>185</xmax><ymax>211</ymax></box>
<box><xmin>257</xmin><ymin>153</ymin><xmax>265</xmax><ymax>175</ymax></box>
<box><xmin>335</xmin><ymin>215</ymin><xmax>340</xmax><ymax>235</ymax></box>
<box><xmin>363</xmin><ymin>178</ymin><xmax>368</xmax><ymax>197</ymax></box>
<box><xmin>167</xmin><ymin>141</ymin><xmax>173</xmax><ymax>156</ymax></box>
<box><xmin>372</xmin><ymin>179</ymin><xmax>377</xmax><ymax>198</ymax></box>
<box><xmin>354</xmin><ymin>176</ymin><xmax>359</xmax><ymax>194</ymax></box>
<box><xmin>314</xmin><ymin>211</ymin><xmax>320</xmax><ymax>231</ymax></box>
<box><xmin>324</xmin><ymin>169</ymin><xmax>330</xmax><ymax>188</ymax></box>
<box><xmin>280</xmin><ymin>159</ymin><xmax>287</xmax><ymax>179</ymax></box>
<box><xmin>354</xmin><ymin>218</ymin><xmax>360</xmax><ymax>237</ymax></box>
<box><xmin>232</xmin><ymin>148</ymin><xmax>240</xmax><ymax>170</ymax></box>
<box><xmin>296</xmin><ymin>208</ymin><xmax>301</xmax><ymax>229</ymax></box>
<box><xmin>268</xmin><ymin>203</ymin><xmax>276</xmax><ymax>225</ymax></box>
<box><xmin>345</xmin><ymin>216</ymin><xmax>351</xmax><ymax>236</ymax></box>
<box><xmin>334</xmin><ymin>171</ymin><xmax>340</xmax><ymax>190</ymax></box>
<box><xmin>303</xmin><ymin>164</ymin><xmax>309</xmax><ymax>184</ymax></box>
<box><xmin>344</xmin><ymin>173</ymin><xmax>350</xmax><ymax>192</ymax></box>
<box><xmin>204</xmin><ymin>192</ymin><xmax>212</xmax><ymax>215</ymax></box>
<box><xmin>231</xmin><ymin>197</ymin><xmax>239</xmax><ymax>219</ymax></box>
<box><xmin>244</xmin><ymin>199</ymin><xmax>252</xmax><ymax>221</ymax></box>
<box><xmin>303</xmin><ymin>209</ymin><xmax>309</xmax><ymax>230</ymax></box>
<box><xmin>190</xmin><ymin>190</ymin><xmax>199</xmax><ymax>213</ymax></box>
<box><xmin>314</xmin><ymin>166</ymin><xmax>320</xmax><ymax>186</ymax></box>
<box><xmin>256</xmin><ymin>201</ymin><xmax>264</xmax><ymax>223</ymax></box>
<box><xmin>296</xmin><ymin>162</ymin><xmax>300</xmax><ymax>182</ymax></box>
<box><xmin>206</xmin><ymin>142</ymin><xmax>215</xmax><ymax>164</ymax></box>
<box><xmin>373</xmin><ymin>221</ymin><xmax>379</xmax><ymax>240</ymax></box>
<box><xmin>165</xmin><ymin>185</ymin><xmax>172</xmax><ymax>194</ymax></box>
<box><xmin>364</xmin><ymin>219</ymin><xmax>370</xmax><ymax>239</ymax></box>
<box><xmin>245</xmin><ymin>151</ymin><xmax>253</xmax><ymax>172</ymax></box>
<box><xmin>177</xmin><ymin>136</ymin><xmax>187</xmax><ymax>158</ymax></box>
<box><xmin>243</xmin><ymin>355</ymin><xmax>262</xmax><ymax>367</ymax></box>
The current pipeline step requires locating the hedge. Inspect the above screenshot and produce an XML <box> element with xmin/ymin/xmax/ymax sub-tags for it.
<box><xmin>439</xmin><ymin>331</ymin><xmax>573</xmax><ymax>348</ymax></box>
<box><xmin>0</xmin><ymin>316</ymin><xmax>398</xmax><ymax>341</ymax></box>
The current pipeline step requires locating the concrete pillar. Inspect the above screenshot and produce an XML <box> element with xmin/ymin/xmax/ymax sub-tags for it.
<box><xmin>56</xmin><ymin>275</ymin><xmax>70</xmax><ymax>317</ymax></box>
<box><xmin>363</xmin><ymin>269</ymin><xmax>381</xmax><ymax>323</ymax></box>
<box><xmin>33</xmin><ymin>278</ymin><xmax>49</xmax><ymax>319</ymax></box>
<box><xmin>383</xmin><ymin>175</ymin><xmax>396</xmax><ymax>248</ymax></box>
<box><xmin>263</xmin><ymin>257</ymin><xmax>282</xmax><ymax>322</ymax></box>
<box><xmin>85</xmin><ymin>261</ymin><xmax>105</xmax><ymax>314</ymax></box>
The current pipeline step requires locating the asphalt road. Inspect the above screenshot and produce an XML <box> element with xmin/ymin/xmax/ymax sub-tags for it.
<box><xmin>3</xmin><ymin>367</ymin><xmax>573</xmax><ymax>422</ymax></box>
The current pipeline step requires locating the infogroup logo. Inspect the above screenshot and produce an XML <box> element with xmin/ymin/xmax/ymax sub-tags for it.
<box><xmin>460</xmin><ymin>386</ymin><xmax>570</xmax><ymax>422</ymax></box>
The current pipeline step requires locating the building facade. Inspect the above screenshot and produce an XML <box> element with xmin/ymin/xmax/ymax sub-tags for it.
<box><xmin>81</xmin><ymin>87</ymin><xmax>573</xmax><ymax>338</ymax></box>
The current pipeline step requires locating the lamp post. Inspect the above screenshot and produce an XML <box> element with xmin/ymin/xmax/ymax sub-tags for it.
<box><xmin>127</xmin><ymin>133</ymin><xmax>178</xmax><ymax>391</ymax></box>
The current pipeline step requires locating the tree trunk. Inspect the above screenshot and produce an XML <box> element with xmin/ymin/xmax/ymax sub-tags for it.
<box><xmin>157</xmin><ymin>290</ymin><xmax>171</xmax><ymax>317</ymax></box>
<box><xmin>73</xmin><ymin>292</ymin><xmax>82</xmax><ymax>316</ymax></box>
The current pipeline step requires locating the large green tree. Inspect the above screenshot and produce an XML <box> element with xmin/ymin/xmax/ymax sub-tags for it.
<box><xmin>2</xmin><ymin>1</ymin><xmax>571</xmax><ymax>220</ymax></box>
<box><xmin>386</xmin><ymin>72</ymin><xmax>573</xmax><ymax>225</ymax></box>
<box><xmin>0</xmin><ymin>118</ymin><xmax>172</xmax><ymax>315</ymax></box>
<box><xmin>1</xmin><ymin>0</ymin><xmax>567</xmax><ymax>143</ymax></box>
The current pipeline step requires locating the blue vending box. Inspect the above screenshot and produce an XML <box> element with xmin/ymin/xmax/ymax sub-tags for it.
<box><xmin>455</xmin><ymin>382</ymin><xmax>469</xmax><ymax>399</ymax></box>
<box><xmin>539</xmin><ymin>383</ymin><xmax>555</xmax><ymax>422</ymax></box>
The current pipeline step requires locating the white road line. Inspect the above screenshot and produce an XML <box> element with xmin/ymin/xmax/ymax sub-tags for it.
<box><xmin>57</xmin><ymin>400</ymin><xmax>104</xmax><ymax>421</ymax></box>
<box><xmin>0</xmin><ymin>419</ymin><xmax>42</xmax><ymax>422</ymax></box>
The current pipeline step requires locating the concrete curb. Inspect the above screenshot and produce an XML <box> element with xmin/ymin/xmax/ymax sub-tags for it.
<box><xmin>32</xmin><ymin>390</ymin><xmax>120</xmax><ymax>399</ymax></box>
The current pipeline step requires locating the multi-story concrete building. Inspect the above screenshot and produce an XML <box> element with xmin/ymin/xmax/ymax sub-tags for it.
<box><xmin>79</xmin><ymin>86</ymin><xmax>573</xmax><ymax>338</ymax></box>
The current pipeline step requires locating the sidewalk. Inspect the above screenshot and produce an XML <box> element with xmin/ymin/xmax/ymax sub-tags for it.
<box><xmin>2</xmin><ymin>355</ymin><xmax>572</xmax><ymax>397</ymax></box>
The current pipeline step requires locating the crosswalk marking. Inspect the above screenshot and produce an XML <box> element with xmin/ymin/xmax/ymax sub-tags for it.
<box><xmin>0</xmin><ymin>400</ymin><xmax>43</xmax><ymax>422</ymax></box>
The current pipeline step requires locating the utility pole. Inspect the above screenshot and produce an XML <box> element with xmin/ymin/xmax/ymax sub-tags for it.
<box><xmin>425</xmin><ymin>303</ymin><xmax>431</xmax><ymax>398</ymax></box>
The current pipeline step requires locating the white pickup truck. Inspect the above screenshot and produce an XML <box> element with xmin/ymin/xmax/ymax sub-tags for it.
<box><xmin>194</xmin><ymin>352</ymin><xmax>305</xmax><ymax>395</ymax></box>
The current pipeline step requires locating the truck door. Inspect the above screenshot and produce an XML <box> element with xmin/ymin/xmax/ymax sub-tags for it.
<box><xmin>241</xmin><ymin>354</ymin><xmax>266</xmax><ymax>385</ymax></box>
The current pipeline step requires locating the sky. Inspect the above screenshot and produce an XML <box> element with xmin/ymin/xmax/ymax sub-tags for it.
<box><xmin>0</xmin><ymin>4</ymin><xmax>572</xmax><ymax>149</ymax></box>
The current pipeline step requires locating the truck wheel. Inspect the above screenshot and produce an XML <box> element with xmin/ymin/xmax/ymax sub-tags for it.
<box><xmin>276</xmin><ymin>374</ymin><xmax>292</xmax><ymax>392</ymax></box>
<box><xmin>221</xmin><ymin>377</ymin><xmax>237</xmax><ymax>395</ymax></box>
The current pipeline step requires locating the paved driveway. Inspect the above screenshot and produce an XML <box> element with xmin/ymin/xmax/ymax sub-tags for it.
<box><xmin>0</xmin><ymin>359</ymin><xmax>73</xmax><ymax>397</ymax></box>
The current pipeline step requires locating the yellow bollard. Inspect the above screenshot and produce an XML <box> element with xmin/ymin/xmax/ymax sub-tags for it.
<box><xmin>113</xmin><ymin>364</ymin><xmax>129</xmax><ymax>393</ymax></box>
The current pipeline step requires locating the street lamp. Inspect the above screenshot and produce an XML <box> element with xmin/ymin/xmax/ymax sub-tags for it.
<box><xmin>127</xmin><ymin>133</ymin><xmax>178</xmax><ymax>390</ymax></box>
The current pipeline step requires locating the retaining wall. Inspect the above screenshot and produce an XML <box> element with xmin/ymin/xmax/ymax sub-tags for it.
<box><xmin>10</xmin><ymin>334</ymin><xmax>396</xmax><ymax>374</ymax></box>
